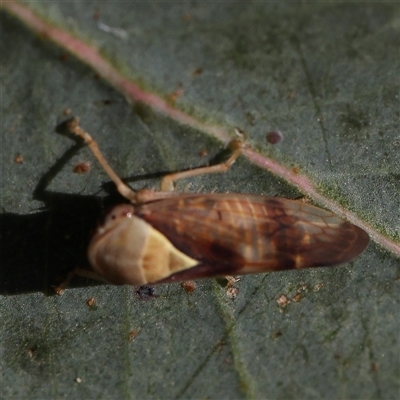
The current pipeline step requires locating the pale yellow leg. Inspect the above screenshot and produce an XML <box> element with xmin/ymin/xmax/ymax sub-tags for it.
<box><xmin>68</xmin><ymin>118</ymin><xmax>244</xmax><ymax>202</ymax></box>
<box><xmin>67</xmin><ymin>118</ymin><xmax>138</xmax><ymax>203</ymax></box>
<box><xmin>160</xmin><ymin>139</ymin><xmax>243</xmax><ymax>191</ymax></box>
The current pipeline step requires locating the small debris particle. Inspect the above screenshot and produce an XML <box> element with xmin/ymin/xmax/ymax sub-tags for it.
<box><xmin>192</xmin><ymin>68</ymin><xmax>203</xmax><ymax>76</ymax></box>
<box><xmin>292</xmin><ymin>167</ymin><xmax>300</xmax><ymax>174</ymax></box>
<box><xmin>226</xmin><ymin>286</ymin><xmax>239</xmax><ymax>299</ymax></box>
<box><xmin>313</xmin><ymin>283</ymin><xmax>324</xmax><ymax>292</ymax></box>
<box><xmin>276</xmin><ymin>294</ymin><xmax>290</xmax><ymax>308</ymax></box>
<box><xmin>63</xmin><ymin>108</ymin><xmax>72</xmax><ymax>116</ymax></box>
<box><xmin>199</xmin><ymin>148</ymin><xmax>208</xmax><ymax>157</ymax></box>
<box><xmin>167</xmin><ymin>85</ymin><xmax>184</xmax><ymax>104</ymax></box>
<box><xmin>27</xmin><ymin>347</ymin><xmax>36</xmax><ymax>358</ymax></box>
<box><xmin>14</xmin><ymin>154</ymin><xmax>23</xmax><ymax>164</ymax></box>
<box><xmin>266</xmin><ymin>131</ymin><xmax>283</xmax><ymax>144</ymax></box>
<box><xmin>73</xmin><ymin>162</ymin><xmax>91</xmax><ymax>174</ymax></box>
<box><xmin>136</xmin><ymin>285</ymin><xmax>156</xmax><ymax>300</ymax></box>
<box><xmin>371</xmin><ymin>363</ymin><xmax>378</xmax><ymax>371</ymax></box>
<box><xmin>271</xmin><ymin>331</ymin><xmax>282</xmax><ymax>339</ymax></box>
<box><xmin>298</xmin><ymin>283</ymin><xmax>308</xmax><ymax>291</ymax></box>
<box><xmin>97</xmin><ymin>21</ymin><xmax>128</xmax><ymax>40</ymax></box>
<box><xmin>86</xmin><ymin>298</ymin><xmax>96</xmax><ymax>307</ymax></box>
<box><xmin>75</xmin><ymin>377</ymin><xmax>82</xmax><ymax>383</ymax></box>
<box><xmin>181</xmin><ymin>280</ymin><xmax>196</xmax><ymax>293</ymax></box>
<box><xmin>128</xmin><ymin>330</ymin><xmax>140</xmax><ymax>342</ymax></box>
<box><xmin>292</xmin><ymin>293</ymin><xmax>302</xmax><ymax>302</ymax></box>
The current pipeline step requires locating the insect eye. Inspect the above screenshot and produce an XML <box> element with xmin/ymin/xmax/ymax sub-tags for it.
<box><xmin>100</xmin><ymin>204</ymin><xmax>134</xmax><ymax>226</ymax></box>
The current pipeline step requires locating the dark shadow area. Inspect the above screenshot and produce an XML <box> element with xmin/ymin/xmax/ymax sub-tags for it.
<box><xmin>0</xmin><ymin>120</ymin><xmax>126</xmax><ymax>295</ymax></box>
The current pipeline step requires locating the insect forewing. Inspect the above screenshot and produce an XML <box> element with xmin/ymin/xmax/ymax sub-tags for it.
<box><xmin>136</xmin><ymin>194</ymin><xmax>369</xmax><ymax>281</ymax></box>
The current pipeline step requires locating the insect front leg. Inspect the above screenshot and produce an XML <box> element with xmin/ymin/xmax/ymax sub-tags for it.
<box><xmin>52</xmin><ymin>267</ymin><xmax>108</xmax><ymax>295</ymax></box>
<box><xmin>160</xmin><ymin>139</ymin><xmax>244</xmax><ymax>191</ymax></box>
<box><xmin>67</xmin><ymin>118</ymin><xmax>139</xmax><ymax>204</ymax></box>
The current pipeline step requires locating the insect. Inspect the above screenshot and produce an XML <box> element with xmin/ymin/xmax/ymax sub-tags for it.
<box><xmin>58</xmin><ymin>118</ymin><xmax>369</xmax><ymax>289</ymax></box>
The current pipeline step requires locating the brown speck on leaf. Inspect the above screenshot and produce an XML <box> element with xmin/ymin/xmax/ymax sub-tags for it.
<box><xmin>271</xmin><ymin>331</ymin><xmax>282</xmax><ymax>339</ymax></box>
<box><xmin>292</xmin><ymin>293</ymin><xmax>302</xmax><ymax>302</ymax></box>
<box><xmin>128</xmin><ymin>330</ymin><xmax>140</xmax><ymax>342</ymax></box>
<box><xmin>86</xmin><ymin>298</ymin><xmax>96</xmax><ymax>307</ymax></box>
<box><xmin>167</xmin><ymin>85</ymin><xmax>184</xmax><ymax>105</ymax></box>
<box><xmin>371</xmin><ymin>363</ymin><xmax>378</xmax><ymax>371</ymax></box>
<box><xmin>288</xmin><ymin>90</ymin><xmax>296</xmax><ymax>99</ymax></box>
<box><xmin>14</xmin><ymin>154</ymin><xmax>23</xmax><ymax>164</ymax></box>
<box><xmin>182</xmin><ymin>13</ymin><xmax>192</xmax><ymax>22</ymax></box>
<box><xmin>313</xmin><ymin>283</ymin><xmax>324</xmax><ymax>292</ymax></box>
<box><xmin>60</xmin><ymin>53</ymin><xmax>68</xmax><ymax>62</ymax></box>
<box><xmin>292</xmin><ymin>167</ymin><xmax>300</xmax><ymax>174</ymax></box>
<box><xmin>63</xmin><ymin>108</ymin><xmax>72</xmax><ymax>116</ymax></box>
<box><xmin>181</xmin><ymin>280</ymin><xmax>196</xmax><ymax>293</ymax></box>
<box><xmin>192</xmin><ymin>68</ymin><xmax>203</xmax><ymax>76</ymax></box>
<box><xmin>266</xmin><ymin>131</ymin><xmax>283</xmax><ymax>144</ymax></box>
<box><xmin>27</xmin><ymin>347</ymin><xmax>36</xmax><ymax>358</ymax></box>
<box><xmin>276</xmin><ymin>294</ymin><xmax>290</xmax><ymax>308</ymax></box>
<box><xmin>73</xmin><ymin>162</ymin><xmax>91</xmax><ymax>174</ymax></box>
<box><xmin>199</xmin><ymin>148</ymin><xmax>208</xmax><ymax>157</ymax></box>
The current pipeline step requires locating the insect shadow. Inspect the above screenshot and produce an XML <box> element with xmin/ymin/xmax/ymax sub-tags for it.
<box><xmin>0</xmin><ymin>121</ymin><xmax>231</xmax><ymax>295</ymax></box>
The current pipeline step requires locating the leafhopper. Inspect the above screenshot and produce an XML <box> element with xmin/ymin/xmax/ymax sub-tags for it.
<box><xmin>57</xmin><ymin>118</ymin><xmax>368</xmax><ymax>289</ymax></box>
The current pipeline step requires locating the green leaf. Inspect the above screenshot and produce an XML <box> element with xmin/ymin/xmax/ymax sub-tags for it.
<box><xmin>1</xmin><ymin>3</ymin><xmax>399</xmax><ymax>399</ymax></box>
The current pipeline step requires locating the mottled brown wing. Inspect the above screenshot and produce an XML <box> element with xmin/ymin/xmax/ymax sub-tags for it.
<box><xmin>136</xmin><ymin>194</ymin><xmax>369</xmax><ymax>279</ymax></box>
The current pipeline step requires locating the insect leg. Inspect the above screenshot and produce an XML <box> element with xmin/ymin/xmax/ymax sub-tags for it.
<box><xmin>160</xmin><ymin>139</ymin><xmax>243</xmax><ymax>191</ymax></box>
<box><xmin>67</xmin><ymin>118</ymin><xmax>139</xmax><ymax>203</ymax></box>
<box><xmin>52</xmin><ymin>267</ymin><xmax>108</xmax><ymax>295</ymax></box>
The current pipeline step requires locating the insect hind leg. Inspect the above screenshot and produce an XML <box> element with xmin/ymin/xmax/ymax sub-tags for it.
<box><xmin>160</xmin><ymin>139</ymin><xmax>244</xmax><ymax>192</ymax></box>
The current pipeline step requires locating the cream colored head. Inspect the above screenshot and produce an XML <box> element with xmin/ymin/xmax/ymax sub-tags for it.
<box><xmin>88</xmin><ymin>204</ymin><xmax>198</xmax><ymax>285</ymax></box>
